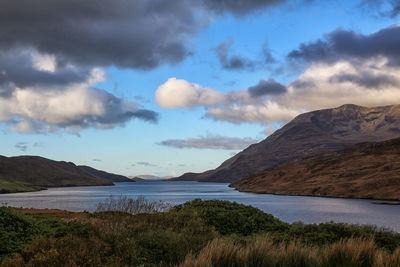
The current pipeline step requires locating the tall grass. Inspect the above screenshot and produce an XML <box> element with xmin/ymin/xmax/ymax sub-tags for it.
<box><xmin>95</xmin><ymin>195</ymin><xmax>171</xmax><ymax>214</ymax></box>
<box><xmin>179</xmin><ymin>237</ymin><xmax>400</xmax><ymax>267</ymax></box>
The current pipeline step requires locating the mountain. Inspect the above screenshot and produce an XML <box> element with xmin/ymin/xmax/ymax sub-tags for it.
<box><xmin>77</xmin><ymin>165</ymin><xmax>132</xmax><ymax>182</ymax></box>
<box><xmin>231</xmin><ymin>137</ymin><xmax>400</xmax><ymax>200</ymax></box>
<box><xmin>176</xmin><ymin>104</ymin><xmax>400</xmax><ymax>183</ymax></box>
<box><xmin>0</xmin><ymin>155</ymin><xmax>132</xmax><ymax>193</ymax></box>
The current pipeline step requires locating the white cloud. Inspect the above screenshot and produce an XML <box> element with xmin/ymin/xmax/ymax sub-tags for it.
<box><xmin>32</xmin><ymin>52</ymin><xmax>57</xmax><ymax>73</ymax></box>
<box><xmin>155</xmin><ymin>77</ymin><xmax>224</xmax><ymax>108</ymax></box>
<box><xmin>284</xmin><ymin>58</ymin><xmax>400</xmax><ymax>110</ymax></box>
<box><xmin>0</xmin><ymin>64</ymin><xmax>158</xmax><ymax>134</ymax></box>
<box><xmin>206</xmin><ymin>101</ymin><xmax>299</xmax><ymax>124</ymax></box>
<box><xmin>156</xmin><ymin>57</ymin><xmax>400</xmax><ymax>125</ymax></box>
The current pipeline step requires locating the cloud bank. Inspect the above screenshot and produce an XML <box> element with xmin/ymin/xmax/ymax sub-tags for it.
<box><xmin>288</xmin><ymin>24</ymin><xmax>400</xmax><ymax>67</ymax></box>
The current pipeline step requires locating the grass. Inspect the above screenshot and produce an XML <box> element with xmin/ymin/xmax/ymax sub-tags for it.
<box><xmin>0</xmin><ymin>197</ymin><xmax>399</xmax><ymax>266</ymax></box>
<box><xmin>179</xmin><ymin>237</ymin><xmax>400</xmax><ymax>267</ymax></box>
<box><xmin>0</xmin><ymin>181</ymin><xmax>42</xmax><ymax>194</ymax></box>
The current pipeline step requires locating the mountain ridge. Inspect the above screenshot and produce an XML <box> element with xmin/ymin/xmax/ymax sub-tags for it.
<box><xmin>176</xmin><ymin>104</ymin><xmax>400</xmax><ymax>183</ymax></box>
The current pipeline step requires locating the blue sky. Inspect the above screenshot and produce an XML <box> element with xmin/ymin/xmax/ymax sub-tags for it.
<box><xmin>1</xmin><ymin>0</ymin><xmax>400</xmax><ymax>177</ymax></box>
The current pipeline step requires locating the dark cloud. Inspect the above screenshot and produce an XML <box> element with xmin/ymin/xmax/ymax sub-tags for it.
<box><xmin>329</xmin><ymin>71</ymin><xmax>399</xmax><ymax>88</ymax></box>
<box><xmin>15</xmin><ymin>142</ymin><xmax>28</xmax><ymax>152</ymax></box>
<box><xmin>248</xmin><ymin>79</ymin><xmax>287</xmax><ymax>97</ymax></box>
<box><xmin>130</xmin><ymin>110</ymin><xmax>159</xmax><ymax>123</ymax></box>
<box><xmin>288</xmin><ymin>24</ymin><xmax>400</xmax><ymax>66</ymax></box>
<box><xmin>215</xmin><ymin>41</ymin><xmax>256</xmax><ymax>71</ymax></box>
<box><xmin>0</xmin><ymin>49</ymin><xmax>89</xmax><ymax>90</ymax></box>
<box><xmin>202</xmin><ymin>0</ymin><xmax>286</xmax><ymax>16</ymax></box>
<box><xmin>0</xmin><ymin>0</ymin><xmax>200</xmax><ymax>70</ymax></box>
<box><xmin>215</xmin><ymin>40</ymin><xmax>276</xmax><ymax>71</ymax></box>
<box><xmin>262</xmin><ymin>44</ymin><xmax>277</xmax><ymax>64</ymax></box>
<box><xmin>290</xmin><ymin>79</ymin><xmax>315</xmax><ymax>89</ymax></box>
<box><xmin>360</xmin><ymin>0</ymin><xmax>400</xmax><ymax>18</ymax></box>
<box><xmin>159</xmin><ymin>134</ymin><xmax>257</xmax><ymax>150</ymax></box>
<box><xmin>0</xmin><ymin>0</ymin><xmax>312</xmax><ymax>71</ymax></box>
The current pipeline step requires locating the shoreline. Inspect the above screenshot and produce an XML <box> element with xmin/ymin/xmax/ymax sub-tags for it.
<box><xmin>0</xmin><ymin>182</ymin><xmax>117</xmax><ymax>195</ymax></box>
<box><xmin>231</xmin><ymin>184</ymin><xmax>400</xmax><ymax>203</ymax></box>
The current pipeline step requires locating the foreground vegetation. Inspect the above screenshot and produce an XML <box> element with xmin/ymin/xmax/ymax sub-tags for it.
<box><xmin>1</xmin><ymin>198</ymin><xmax>399</xmax><ymax>266</ymax></box>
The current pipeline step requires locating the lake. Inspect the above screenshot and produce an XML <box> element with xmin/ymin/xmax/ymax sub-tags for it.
<box><xmin>0</xmin><ymin>181</ymin><xmax>399</xmax><ymax>232</ymax></box>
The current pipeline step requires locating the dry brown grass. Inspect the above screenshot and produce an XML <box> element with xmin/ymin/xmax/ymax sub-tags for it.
<box><xmin>179</xmin><ymin>237</ymin><xmax>400</xmax><ymax>267</ymax></box>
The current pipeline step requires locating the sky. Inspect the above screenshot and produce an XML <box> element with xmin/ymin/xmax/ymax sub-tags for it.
<box><xmin>1</xmin><ymin>0</ymin><xmax>400</xmax><ymax>177</ymax></box>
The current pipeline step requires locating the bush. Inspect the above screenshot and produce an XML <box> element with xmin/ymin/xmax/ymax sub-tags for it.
<box><xmin>0</xmin><ymin>207</ymin><xmax>69</xmax><ymax>260</ymax></box>
<box><xmin>3</xmin><ymin>235</ymin><xmax>110</xmax><ymax>267</ymax></box>
<box><xmin>91</xmin><ymin>205</ymin><xmax>217</xmax><ymax>266</ymax></box>
<box><xmin>173</xmin><ymin>199</ymin><xmax>288</xmax><ymax>236</ymax></box>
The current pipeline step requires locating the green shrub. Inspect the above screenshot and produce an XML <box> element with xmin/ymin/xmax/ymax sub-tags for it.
<box><xmin>91</xmin><ymin>207</ymin><xmax>216</xmax><ymax>266</ymax></box>
<box><xmin>173</xmin><ymin>199</ymin><xmax>289</xmax><ymax>236</ymax></box>
<box><xmin>6</xmin><ymin>234</ymin><xmax>110</xmax><ymax>267</ymax></box>
<box><xmin>0</xmin><ymin>207</ymin><xmax>70</xmax><ymax>260</ymax></box>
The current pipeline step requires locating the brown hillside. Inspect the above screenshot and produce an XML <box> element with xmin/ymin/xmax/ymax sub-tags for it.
<box><xmin>231</xmin><ymin>138</ymin><xmax>400</xmax><ymax>200</ymax></box>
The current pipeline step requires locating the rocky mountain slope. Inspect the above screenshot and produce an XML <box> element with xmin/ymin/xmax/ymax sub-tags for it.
<box><xmin>0</xmin><ymin>155</ymin><xmax>132</xmax><ymax>193</ymax></box>
<box><xmin>177</xmin><ymin>104</ymin><xmax>400</xmax><ymax>183</ymax></box>
<box><xmin>231</xmin><ymin>137</ymin><xmax>400</xmax><ymax>200</ymax></box>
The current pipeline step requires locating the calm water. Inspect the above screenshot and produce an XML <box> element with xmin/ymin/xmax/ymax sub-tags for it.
<box><xmin>0</xmin><ymin>181</ymin><xmax>399</xmax><ymax>232</ymax></box>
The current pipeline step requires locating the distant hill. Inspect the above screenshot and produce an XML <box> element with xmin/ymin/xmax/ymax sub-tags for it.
<box><xmin>129</xmin><ymin>176</ymin><xmax>145</xmax><ymax>181</ymax></box>
<box><xmin>231</xmin><ymin>137</ymin><xmax>400</xmax><ymax>200</ymax></box>
<box><xmin>135</xmin><ymin>175</ymin><xmax>161</xmax><ymax>180</ymax></box>
<box><xmin>176</xmin><ymin>104</ymin><xmax>400</xmax><ymax>183</ymax></box>
<box><xmin>0</xmin><ymin>155</ymin><xmax>132</xmax><ymax>193</ymax></box>
<box><xmin>77</xmin><ymin>165</ymin><xmax>132</xmax><ymax>183</ymax></box>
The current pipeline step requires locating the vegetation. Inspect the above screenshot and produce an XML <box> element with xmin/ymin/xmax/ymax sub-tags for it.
<box><xmin>0</xmin><ymin>207</ymin><xmax>72</xmax><ymax>260</ymax></box>
<box><xmin>0</xmin><ymin>181</ymin><xmax>42</xmax><ymax>194</ymax></box>
<box><xmin>180</xmin><ymin>237</ymin><xmax>400</xmax><ymax>267</ymax></box>
<box><xmin>0</xmin><ymin>198</ymin><xmax>399</xmax><ymax>266</ymax></box>
<box><xmin>96</xmin><ymin>195</ymin><xmax>172</xmax><ymax>214</ymax></box>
